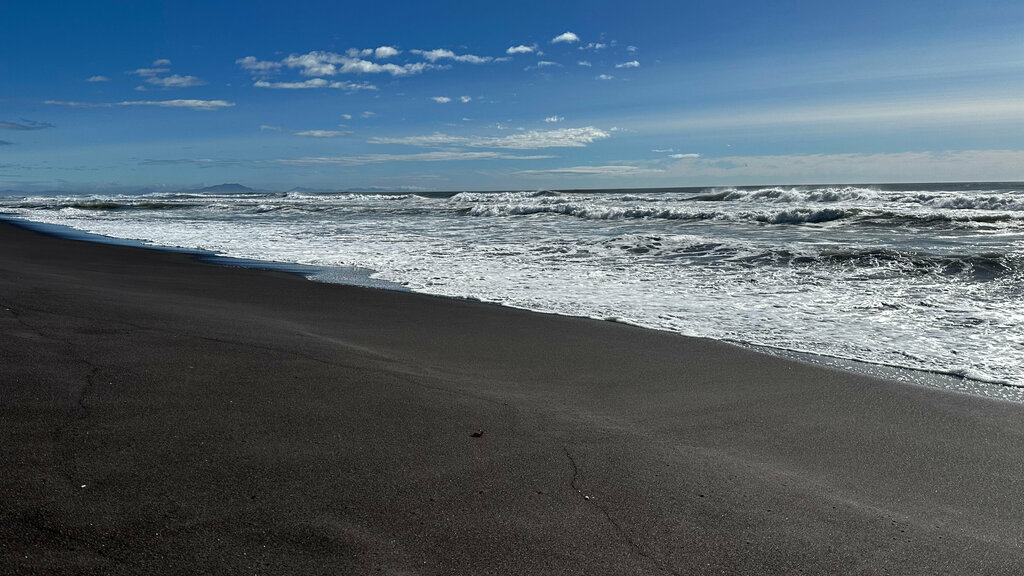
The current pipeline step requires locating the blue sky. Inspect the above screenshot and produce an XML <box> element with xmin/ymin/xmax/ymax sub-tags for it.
<box><xmin>2</xmin><ymin>0</ymin><xmax>1024</xmax><ymax>191</ymax></box>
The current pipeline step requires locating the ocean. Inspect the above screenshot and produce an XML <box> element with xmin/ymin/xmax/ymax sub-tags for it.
<box><xmin>3</xmin><ymin>183</ymin><xmax>1022</xmax><ymax>397</ymax></box>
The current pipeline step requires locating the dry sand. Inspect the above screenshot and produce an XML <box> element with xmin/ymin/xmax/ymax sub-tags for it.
<box><xmin>2</xmin><ymin>220</ymin><xmax>1023</xmax><ymax>574</ymax></box>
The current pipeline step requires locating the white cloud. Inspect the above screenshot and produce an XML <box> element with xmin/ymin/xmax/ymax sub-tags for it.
<box><xmin>120</xmin><ymin>99</ymin><xmax>234</xmax><ymax>110</ymax></box>
<box><xmin>236</xmin><ymin>56</ymin><xmax>283</xmax><ymax>74</ymax></box>
<box><xmin>432</xmin><ymin>96</ymin><xmax>452</xmax><ymax>103</ymax></box>
<box><xmin>544</xmin><ymin>116</ymin><xmax>563</xmax><ymax>123</ymax></box>
<box><xmin>276</xmin><ymin>151</ymin><xmax>556</xmax><ymax>166</ymax></box>
<box><xmin>669</xmin><ymin>153</ymin><xmax>700</xmax><ymax>159</ymax></box>
<box><xmin>506</xmin><ymin>44</ymin><xmax>536</xmax><ymax>54</ymax></box>
<box><xmin>412</xmin><ymin>48</ymin><xmax>492</xmax><ymax>64</ymax></box>
<box><xmin>341</xmin><ymin>114</ymin><xmax>353</xmax><ymax>120</ymax></box>
<box><xmin>361</xmin><ymin>111</ymin><xmax>375</xmax><ymax>118</ymax></box>
<box><xmin>295</xmin><ymin>130</ymin><xmax>351</xmax><ymax>138</ymax></box>
<box><xmin>254</xmin><ymin>78</ymin><xmax>376</xmax><ymax>91</ymax></box>
<box><xmin>552</xmin><ymin>32</ymin><xmax>579</xmax><ymax>44</ymax></box>
<box><xmin>374</xmin><ymin>46</ymin><xmax>400</xmax><ymax>59</ymax></box>
<box><xmin>369</xmin><ymin>126</ymin><xmax>610</xmax><ymax>149</ymax></box>
<box><xmin>132</xmin><ymin>67</ymin><xmax>170</xmax><ymax>77</ymax></box>
<box><xmin>577</xmin><ymin>61</ymin><xmax>592</xmax><ymax>67</ymax></box>
<box><xmin>129</xmin><ymin>61</ymin><xmax>206</xmax><ymax>88</ymax></box>
<box><xmin>255</xmin><ymin>78</ymin><xmax>328</xmax><ymax>89</ymax></box>
<box><xmin>582</xmin><ymin>42</ymin><xmax>607</xmax><ymax>50</ymax></box>
<box><xmin>460</xmin><ymin>96</ymin><xmax>472</xmax><ymax>103</ymax></box>
<box><xmin>282</xmin><ymin>51</ymin><xmax>432</xmax><ymax>76</ymax></box>
<box><xmin>45</xmin><ymin>99</ymin><xmax>234</xmax><ymax>110</ymax></box>
<box><xmin>652</xmin><ymin>148</ymin><xmax>673</xmax><ymax>153</ymax></box>
<box><xmin>516</xmin><ymin>165</ymin><xmax>661</xmax><ymax>176</ymax></box>
<box><xmin>86</xmin><ymin>75</ymin><xmax>109</xmax><ymax>82</ymax></box>
<box><xmin>526</xmin><ymin>60</ymin><xmax>562</xmax><ymax>71</ymax></box>
<box><xmin>627</xmin><ymin>46</ymin><xmax>638</xmax><ymax>53</ymax></box>
<box><xmin>260</xmin><ymin>125</ymin><xmax>283</xmax><ymax>131</ymax></box>
<box><xmin>146</xmin><ymin>74</ymin><xmax>206</xmax><ymax>88</ymax></box>
<box><xmin>596</xmin><ymin>74</ymin><xmax>614</xmax><ymax>80</ymax></box>
<box><xmin>615</xmin><ymin>60</ymin><xmax>640</xmax><ymax>69</ymax></box>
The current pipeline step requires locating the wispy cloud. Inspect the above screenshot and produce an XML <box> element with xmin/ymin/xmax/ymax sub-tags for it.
<box><xmin>0</xmin><ymin>120</ymin><xmax>54</xmax><ymax>130</ymax></box>
<box><xmin>411</xmin><ymin>49</ymin><xmax>492</xmax><ymax>64</ymax></box>
<box><xmin>294</xmin><ymin>129</ymin><xmax>351</xmax><ymax>138</ymax></box>
<box><xmin>525</xmin><ymin>60</ymin><xmax>562</xmax><ymax>71</ymax></box>
<box><xmin>140</xmin><ymin>157</ymin><xmax>245</xmax><ymax>166</ymax></box>
<box><xmin>45</xmin><ymin>99</ymin><xmax>234</xmax><ymax>111</ymax></box>
<box><xmin>577</xmin><ymin>61</ymin><xmax>592</xmax><ymax>67</ymax></box>
<box><xmin>633</xmin><ymin>96</ymin><xmax>1024</xmax><ymax>133</ymax></box>
<box><xmin>544</xmin><ymin>116</ymin><xmax>564</xmax><ymax>123</ymax></box>
<box><xmin>596</xmin><ymin>74</ymin><xmax>614</xmax><ymax>80</ymax></box>
<box><xmin>86</xmin><ymin>75</ymin><xmax>109</xmax><ymax>83</ymax></box>
<box><xmin>254</xmin><ymin>78</ymin><xmax>376</xmax><ymax>91</ymax></box>
<box><xmin>516</xmin><ymin>165</ymin><xmax>661</xmax><ymax>176</ymax></box>
<box><xmin>659</xmin><ymin>149</ymin><xmax>1024</xmax><ymax>184</ymax></box>
<box><xmin>260</xmin><ymin>125</ymin><xmax>283</xmax><ymax>131</ymax></box>
<box><xmin>276</xmin><ymin>151</ymin><xmax>556</xmax><ymax>166</ymax></box>
<box><xmin>145</xmin><ymin>74</ymin><xmax>206</xmax><ymax>88</ymax></box>
<box><xmin>121</xmin><ymin>99</ymin><xmax>233</xmax><ymax>110</ymax></box>
<box><xmin>130</xmin><ymin>60</ymin><xmax>205</xmax><ymax>88</ymax></box>
<box><xmin>236</xmin><ymin>56</ymin><xmax>283</xmax><ymax>75</ymax></box>
<box><xmin>669</xmin><ymin>153</ymin><xmax>699</xmax><ymax>159</ymax></box>
<box><xmin>369</xmin><ymin>126</ymin><xmax>610</xmax><ymax>149</ymax></box>
<box><xmin>460</xmin><ymin>96</ymin><xmax>472</xmax><ymax>103</ymax></box>
<box><xmin>552</xmin><ymin>32</ymin><xmax>579</xmax><ymax>44</ymax></box>
<box><xmin>615</xmin><ymin>60</ymin><xmax>640</xmax><ymax>69</ymax></box>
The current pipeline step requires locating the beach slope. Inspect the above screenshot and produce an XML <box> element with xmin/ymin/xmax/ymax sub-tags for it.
<box><xmin>1</xmin><ymin>220</ymin><xmax>1022</xmax><ymax>575</ymax></box>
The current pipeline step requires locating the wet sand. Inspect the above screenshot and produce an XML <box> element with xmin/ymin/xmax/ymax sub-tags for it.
<box><xmin>2</xmin><ymin>219</ymin><xmax>1022</xmax><ymax>574</ymax></box>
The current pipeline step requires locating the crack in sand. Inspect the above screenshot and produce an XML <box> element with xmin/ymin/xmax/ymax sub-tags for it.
<box><xmin>7</xmin><ymin>305</ymin><xmax>106</xmax><ymax>484</ymax></box>
<box><xmin>563</xmin><ymin>447</ymin><xmax>683</xmax><ymax>576</ymax></box>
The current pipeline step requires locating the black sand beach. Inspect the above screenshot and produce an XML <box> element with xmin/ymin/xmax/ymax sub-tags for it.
<box><xmin>2</xmin><ymin>219</ymin><xmax>1023</xmax><ymax>574</ymax></box>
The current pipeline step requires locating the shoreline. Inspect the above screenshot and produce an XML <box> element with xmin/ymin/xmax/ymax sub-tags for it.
<box><xmin>3</xmin><ymin>218</ymin><xmax>1024</xmax><ymax>574</ymax></box>
<box><xmin>3</xmin><ymin>214</ymin><xmax>1018</xmax><ymax>403</ymax></box>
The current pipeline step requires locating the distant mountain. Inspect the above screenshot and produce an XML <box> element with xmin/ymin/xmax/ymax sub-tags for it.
<box><xmin>196</xmin><ymin>183</ymin><xmax>257</xmax><ymax>193</ymax></box>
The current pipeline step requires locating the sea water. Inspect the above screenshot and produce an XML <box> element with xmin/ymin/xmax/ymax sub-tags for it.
<box><xmin>2</xmin><ymin>183</ymin><xmax>1022</xmax><ymax>393</ymax></box>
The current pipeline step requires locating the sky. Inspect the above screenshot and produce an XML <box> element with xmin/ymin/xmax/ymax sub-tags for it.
<box><xmin>2</xmin><ymin>0</ymin><xmax>1024</xmax><ymax>192</ymax></box>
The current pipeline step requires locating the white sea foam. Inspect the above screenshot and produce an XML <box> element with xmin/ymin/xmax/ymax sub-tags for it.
<box><xmin>3</xmin><ymin>185</ymin><xmax>1023</xmax><ymax>390</ymax></box>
